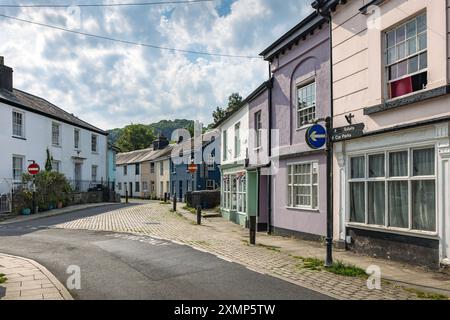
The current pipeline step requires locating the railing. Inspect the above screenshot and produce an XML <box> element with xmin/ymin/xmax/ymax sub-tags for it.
<box><xmin>0</xmin><ymin>193</ymin><xmax>11</xmax><ymax>214</ymax></box>
<box><xmin>68</xmin><ymin>180</ymin><xmax>115</xmax><ymax>193</ymax></box>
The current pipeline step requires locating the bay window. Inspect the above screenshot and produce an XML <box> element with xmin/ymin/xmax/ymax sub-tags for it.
<box><xmin>287</xmin><ymin>162</ymin><xmax>318</xmax><ymax>209</ymax></box>
<box><xmin>348</xmin><ymin>146</ymin><xmax>436</xmax><ymax>232</ymax></box>
<box><xmin>237</xmin><ymin>173</ymin><xmax>246</xmax><ymax>213</ymax></box>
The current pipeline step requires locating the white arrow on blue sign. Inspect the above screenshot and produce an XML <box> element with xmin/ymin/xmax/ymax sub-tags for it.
<box><xmin>305</xmin><ymin>124</ymin><xmax>327</xmax><ymax>149</ymax></box>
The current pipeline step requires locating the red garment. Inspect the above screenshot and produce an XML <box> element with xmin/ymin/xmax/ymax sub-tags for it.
<box><xmin>390</xmin><ymin>76</ymin><xmax>412</xmax><ymax>98</ymax></box>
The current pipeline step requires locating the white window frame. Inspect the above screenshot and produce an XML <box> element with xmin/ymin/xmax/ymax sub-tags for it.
<box><xmin>223</xmin><ymin>129</ymin><xmax>228</xmax><ymax>161</ymax></box>
<box><xmin>255</xmin><ymin>111</ymin><xmax>262</xmax><ymax>149</ymax></box>
<box><xmin>236</xmin><ymin>173</ymin><xmax>247</xmax><ymax>214</ymax></box>
<box><xmin>74</xmin><ymin>128</ymin><xmax>80</xmax><ymax>150</ymax></box>
<box><xmin>385</xmin><ymin>12</ymin><xmax>427</xmax><ymax>92</ymax></box>
<box><xmin>207</xmin><ymin>154</ymin><xmax>215</xmax><ymax>170</ymax></box>
<box><xmin>91</xmin><ymin>134</ymin><xmax>98</xmax><ymax>153</ymax></box>
<box><xmin>142</xmin><ymin>181</ymin><xmax>148</xmax><ymax>192</ymax></box>
<box><xmin>222</xmin><ymin>175</ymin><xmax>230</xmax><ymax>210</ymax></box>
<box><xmin>296</xmin><ymin>81</ymin><xmax>316</xmax><ymax>128</ymax></box>
<box><xmin>12</xmin><ymin>155</ymin><xmax>25</xmax><ymax>182</ymax></box>
<box><xmin>91</xmin><ymin>165</ymin><xmax>98</xmax><ymax>182</ymax></box>
<box><xmin>234</xmin><ymin>122</ymin><xmax>241</xmax><ymax>158</ymax></box>
<box><xmin>123</xmin><ymin>165</ymin><xmax>127</xmax><ymax>176</ymax></box>
<box><xmin>52</xmin><ymin>160</ymin><xmax>61</xmax><ymax>173</ymax></box>
<box><xmin>206</xmin><ymin>179</ymin><xmax>214</xmax><ymax>190</ymax></box>
<box><xmin>12</xmin><ymin>110</ymin><xmax>25</xmax><ymax>138</ymax></box>
<box><xmin>346</xmin><ymin>144</ymin><xmax>437</xmax><ymax>235</ymax></box>
<box><xmin>287</xmin><ymin>161</ymin><xmax>319</xmax><ymax>210</ymax></box>
<box><xmin>52</xmin><ymin>122</ymin><xmax>61</xmax><ymax>147</ymax></box>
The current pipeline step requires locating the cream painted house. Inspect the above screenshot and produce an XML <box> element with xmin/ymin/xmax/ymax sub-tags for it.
<box><xmin>316</xmin><ymin>0</ymin><xmax>450</xmax><ymax>268</ymax></box>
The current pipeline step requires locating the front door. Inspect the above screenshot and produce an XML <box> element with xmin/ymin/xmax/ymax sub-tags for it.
<box><xmin>74</xmin><ymin>163</ymin><xmax>82</xmax><ymax>191</ymax></box>
<box><xmin>179</xmin><ymin>181</ymin><xmax>183</xmax><ymax>201</ymax></box>
<box><xmin>129</xmin><ymin>182</ymin><xmax>133</xmax><ymax>198</ymax></box>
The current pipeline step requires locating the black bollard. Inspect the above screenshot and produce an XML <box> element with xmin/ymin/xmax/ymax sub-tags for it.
<box><xmin>249</xmin><ymin>216</ymin><xmax>256</xmax><ymax>245</ymax></box>
<box><xmin>164</xmin><ymin>192</ymin><xmax>167</xmax><ymax>203</ymax></box>
<box><xmin>173</xmin><ymin>195</ymin><xmax>177</xmax><ymax>212</ymax></box>
<box><xmin>125</xmin><ymin>190</ymin><xmax>129</xmax><ymax>204</ymax></box>
<box><xmin>196</xmin><ymin>205</ymin><xmax>202</xmax><ymax>225</ymax></box>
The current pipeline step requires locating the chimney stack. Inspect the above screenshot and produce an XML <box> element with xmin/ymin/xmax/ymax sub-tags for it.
<box><xmin>0</xmin><ymin>56</ymin><xmax>13</xmax><ymax>92</ymax></box>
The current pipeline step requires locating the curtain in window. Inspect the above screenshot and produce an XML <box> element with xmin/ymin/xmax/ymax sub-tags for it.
<box><xmin>389</xmin><ymin>151</ymin><xmax>408</xmax><ymax>176</ymax></box>
<box><xmin>413</xmin><ymin>148</ymin><xmax>434</xmax><ymax>176</ymax></box>
<box><xmin>351</xmin><ymin>157</ymin><xmax>365</xmax><ymax>179</ymax></box>
<box><xmin>368</xmin><ymin>182</ymin><xmax>385</xmax><ymax>225</ymax></box>
<box><xmin>412</xmin><ymin>180</ymin><xmax>436</xmax><ymax>231</ymax></box>
<box><xmin>369</xmin><ymin>154</ymin><xmax>385</xmax><ymax>177</ymax></box>
<box><xmin>350</xmin><ymin>182</ymin><xmax>365</xmax><ymax>223</ymax></box>
<box><xmin>388</xmin><ymin>181</ymin><xmax>408</xmax><ymax>228</ymax></box>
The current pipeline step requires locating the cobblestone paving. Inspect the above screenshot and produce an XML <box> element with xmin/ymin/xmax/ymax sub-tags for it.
<box><xmin>54</xmin><ymin>202</ymin><xmax>420</xmax><ymax>300</ymax></box>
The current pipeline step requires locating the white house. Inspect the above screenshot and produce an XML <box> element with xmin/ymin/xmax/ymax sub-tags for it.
<box><xmin>115</xmin><ymin>148</ymin><xmax>150</xmax><ymax>198</ymax></box>
<box><xmin>216</xmin><ymin>103</ymin><xmax>250</xmax><ymax>226</ymax></box>
<box><xmin>0</xmin><ymin>57</ymin><xmax>108</xmax><ymax>194</ymax></box>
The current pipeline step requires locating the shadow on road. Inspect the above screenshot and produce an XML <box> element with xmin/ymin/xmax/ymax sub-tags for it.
<box><xmin>0</xmin><ymin>203</ymin><xmax>141</xmax><ymax>237</ymax></box>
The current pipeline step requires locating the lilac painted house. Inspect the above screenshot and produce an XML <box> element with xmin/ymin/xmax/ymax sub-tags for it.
<box><xmin>257</xmin><ymin>12</ymin><xmax>330</xmax><ymax>239</ymax></box>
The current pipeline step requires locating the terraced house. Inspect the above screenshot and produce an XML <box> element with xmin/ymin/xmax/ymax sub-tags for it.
<box><xmin>0</xmin><ymin>57</ymin><xmax>108</xmax><ymax>198</ymax></box>
<box><xmin>315</xmin><ymin>0</ymin><xmax>450</xmax><ymax>268</ymax></box>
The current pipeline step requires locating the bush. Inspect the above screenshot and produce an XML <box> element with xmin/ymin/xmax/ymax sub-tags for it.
<box><xmin>14</xmin><ymin>171</ymin><xmax>73</xmax><ymax>213</ymax></box>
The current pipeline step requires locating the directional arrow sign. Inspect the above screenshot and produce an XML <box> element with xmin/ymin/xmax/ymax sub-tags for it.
<box><xmin>306</xmin><ymin>124</ymin><xmax>327</xmax><ymax>149</ymax></box>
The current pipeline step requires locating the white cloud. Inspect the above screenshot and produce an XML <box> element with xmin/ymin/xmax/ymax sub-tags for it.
<box><xmin>0</xmin><ymin>0</ymin><xmax>312</xmax><ymax>130</ymax></box>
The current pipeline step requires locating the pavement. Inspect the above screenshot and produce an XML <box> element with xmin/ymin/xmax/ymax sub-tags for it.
<box><xmin>0</xmin><ymin>253</ymin><xmax>72</xmax><ymax>300</ymax></box>
<box><xmin>1</xmin><ymin>200</ymin><xmax>449</xmax><ymax>300</ymax></box>
<box><xmin>0</xmin><ymin>204</ymin><xmax>330</xmax><ymax>300</ymax></box>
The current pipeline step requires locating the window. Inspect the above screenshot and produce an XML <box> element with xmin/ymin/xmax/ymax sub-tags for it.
<box><xmin>234</xmin><ymin>123</ymin><xmax>241</xmax><ymax>157</ymax></box>
<box><xmin>222</xmin><ymin>176</ymin><xmax>230</xmax><ymax>209</ymax></box>
<box><xmin>12</xmin><ymin>111</ymin><xmax>24</xmax><ymax>138</ymax></box>
<box><xmin>52</xmin><ymin>122</ymin><xmax>61</xmax><ymax>146</ymax></box>
<box><xmin>223</xmin><ymin>129</ymin><xmax>228</xmax><ymax>161</ymax></box>
<box><xmin>255</xmin><ymin>111</ymin><xmax>262</xmax><ymax>148</ymax></box>
<box><xmin>207</xmin><ymin>153</ymin><xmax>215</xmax><ymax>170</ymax></box>
<box><xmin>287</xmin><ymin>162</ymin><xmax>318</xmax><ymax>209</ymax></box>
<box><xmin>236</xmin><ymin>173</ymin><xmax>246</xmax><ymax>213</ymax></box>
<box><xmin>386</xmin><ymin>13</ymin><xmax>427</xmax><ymax>98</ymax></box>
<box><xmin>74</xmin><ymin>129</ymin><xmax>80</xmax><ymax>149</ymax></box>
<box><xmin>187</xmin><ymin>180</ymin><xmax>192</xmax><ymax>192</ymax></box>
<box><xmin>52</xmin><ymin>160</ymin><xmax>61</xmax><ymax>173</ymax></box>
<box><xmin>135</xmin><ymin>182</ymin><xmax>140</xmax><ymax>193</ymax></box>
<box><xmin>91</xmin><ymin>134</ymin><xmax>98</xmax><ymax>153</ymax></box>
<box><xmin>207</xmin><ymin>180</ymin><xmax>215</xmax><ymax>190</ymax></box>
<box><xmin>142</xmin><ymin>181</ymin><xmax>148</xmax><ymax>192</ymax></box>
<box><xmin>123</xmin><ymin>165</ymin><xmax>127</xmax><ymax>176</ymax></box>
<box><xmin>297</xmin><ymin>82</ymin><xmax>316</xmax><ymax>127</ymax></box>
<box><xmin>91</xmin><ymin>165</ymin><xmax>98</xmax><ymax>182</ymax></box>
<box><xmin>348</xmin><ymin>147</ymin><xmax>436</xmax><ymax>232</ymax></box>
<box><xmin>135</xmin><ymin>163</ymin><xmax>140</xmax><ymax>175</ymax></box>
<box><xmin>118</xmin><ymin>182</ymin><xmax>122</xmax><ymax>191</ymax></box>
<box><xmin>160</xmin><ymin>162</ymin><xmax>164</xmax><ymax>176</ymax></box>
<box><xmin>12</xmin><ymin>156</ymin><xmax>24</xmax><ymax>181</ymax></box>
<box><xmin>150</xmin><ymin>162</ymin><xmax>155</xmax><ymax>174</ymax></box>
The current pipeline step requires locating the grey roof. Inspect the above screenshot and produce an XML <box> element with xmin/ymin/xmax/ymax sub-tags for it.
<box><xmin>0</xmin><ymin>88</ymin><xmax>107</xmax><ymax>135</ymax></box>
<box><xmin>116</xmin><ymin>145</ymin><xmax>175</xmax><ymax>166</ymax></box>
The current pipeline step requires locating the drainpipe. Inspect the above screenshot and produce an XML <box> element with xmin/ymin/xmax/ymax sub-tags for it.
<box><xmin>267</xmin><ymin>72</ymin><xmax>273</xmax><ymax>234</ymax></box>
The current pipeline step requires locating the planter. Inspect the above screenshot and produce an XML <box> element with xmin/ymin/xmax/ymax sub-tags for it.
<box><xmin>21</xmin><ymin>208</ymin><xmax>31</xmax><ymax>215</ymax></box>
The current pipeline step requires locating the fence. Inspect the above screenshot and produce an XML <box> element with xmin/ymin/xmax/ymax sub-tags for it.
<box><xmin>0</xmin><ymin>193</ymin><xmax>11</xmax><ymax>214</ymax></box>
<box><xmin>68</xmin><ymin>180</ymin><xmax>115</xmax><ymax>193</ymax></box>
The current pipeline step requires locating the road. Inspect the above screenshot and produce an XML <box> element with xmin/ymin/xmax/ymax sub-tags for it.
<box><xmin>0</xmin><ymin>204</ymin><xmax>332</xmax><ymax>300</ymax></box>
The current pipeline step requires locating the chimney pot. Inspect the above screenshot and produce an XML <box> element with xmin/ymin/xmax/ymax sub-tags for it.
<box><xmin>0</xmin><ymin>56</ymin><xmax>4</xmax><ymax>65</ymax></box>
<box><xmin>0</xmin><ymin>57</ymin><xmax>13</xmax><ymax>92</ymax></box>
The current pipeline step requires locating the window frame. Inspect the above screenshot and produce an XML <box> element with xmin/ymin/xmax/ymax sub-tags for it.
<box><xmin>91</xmin><ymin>134</ymin><xmax>98</xmax><ymax>153</ymax></box>
<box><xmin>12</xmin><ymin>110</ymin><xmax>25</xmax><ymax>139</ymax></box>
<box><xmin>346</xmin><ymin>144</ymin><xmax>437</xmax><ymax>235</ymax></box>
<box><xmin>52</xmin><ymin>160</ymin><xmax>61</xmax><ymax>173</ymax></box>
<box><xmin>222</xmin><ymin>129</ymin><xmax>228</xmax><ymax>161</ymax></box>
<box><xmin>287</xmin><ymin>161</ymin><xmax>319</xmax><ymax>210</ymax></box>
<box><xmin>234</xmin><ymin>122</ymin><xmax>241</xmax><ymax>158</ymax></box>
<box><xmin>52</xmin><ymin>122</ymin><xmax>61</xmax><ymax>147</ymax></box>
<box><xmin>12</xmin><ymin>155</ymin><xmax>25</xmax><ymax>182</ymax></box>
<box><xmin>296</xmin><ymin>81</ymin><xmax>316</xmax><ymax>128</ymax></box>
<box><xmin>255</xmin><ymin>111</ymin><xmax>262</xmax><ymax>149</ymax></box>
<box><xmin>74</xmin><ymin>128</ymin><xmax>80</xmax><ymax>150</ymax></box>
<box><xmin>91</xmin><ymin>165</ymin><xmax>98</xmax><ymax>182</ymax></box>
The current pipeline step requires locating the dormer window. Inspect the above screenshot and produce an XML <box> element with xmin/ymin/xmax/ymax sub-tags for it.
<box><xmin>385</xmin><ymin>13</ymin><xmax>427</xmax><ymax>99</ymax></box>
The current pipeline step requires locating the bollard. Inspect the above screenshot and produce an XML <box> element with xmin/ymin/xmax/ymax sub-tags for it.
<box><xmin>164</xmin><ymin>192</ymin><xmax>167</xmax><ymax>203</ymax></box>
<box><xmin>173</xmin><ymin>195</ymin><xmax>177</xmax><ymax>212</ymax></box>
<box><xmin>125</xmin><ymin>190</ymin><xmax>129</xmax><ymax>204</ymax></box>
<box><xmin>196</xmin><ymin>205</ymin><xmax>202</xmax><ymax>225</ymax></box>
<box><xmin>249</xmin><ymin>216</ymin><xmax>256</xmax><ymax>245</ymax></box>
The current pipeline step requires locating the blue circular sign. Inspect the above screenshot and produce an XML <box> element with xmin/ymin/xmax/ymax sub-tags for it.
<box><xmin>305</xmin><ymin>124</ymin><xmax>327</xmax><ymax>149</ymax></box>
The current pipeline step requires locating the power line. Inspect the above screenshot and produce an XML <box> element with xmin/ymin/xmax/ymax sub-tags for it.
<box><xmin>0</xmin><ymin>13</ymin><xmax>262</xmax><ymax>59</ymax></box>
<box><xmin>0</xmin><ymin>0</ymin><xmax>216</xmax><ymax>8</ymax></box>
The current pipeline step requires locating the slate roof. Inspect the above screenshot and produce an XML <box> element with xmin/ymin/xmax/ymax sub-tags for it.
<box><xmin>0</xmin><ymin>88</ymin><xmax>107</xmax><ymax>135</ymax></box>
<box><xmin>116</xmin><ymin>145</ymin><xmax>175</xmax><ymax>166</ymax></box>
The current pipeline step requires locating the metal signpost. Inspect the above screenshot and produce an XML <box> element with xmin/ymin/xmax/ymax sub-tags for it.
<box><xmin>331</xmin><ymin>123</ymin><xmax>365</xmax><ymax>142</ymax></box>
<box><xmin>27</xmin><ymin>161</ymin><xmax>40</xmax><ymax>214</ymax></box>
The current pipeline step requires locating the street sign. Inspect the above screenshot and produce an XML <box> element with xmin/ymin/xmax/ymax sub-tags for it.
<box><xmin>27</xmin><ymin>163</ymin><xmax>40</xmax><ymax>175</ymax></box>
<box><xmin>331</xmin><ymin>123</ymin><xmax>365</xmax><ymax>142</ymax></box>
<box><xmin>188</xmin><ymin>163</ymin><xmax>197</xmax><ymax>173</ymax></box>
<box><xmin>305</xmin><ymin>124</ymin><xmax>327</xmax><ymax>149</ymax></box>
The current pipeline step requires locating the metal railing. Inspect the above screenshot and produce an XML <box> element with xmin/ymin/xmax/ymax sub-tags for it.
<box><xmin>0</xmin><ymin>193</ymin><xmax>11</xmax><ymax>214</ymax></box>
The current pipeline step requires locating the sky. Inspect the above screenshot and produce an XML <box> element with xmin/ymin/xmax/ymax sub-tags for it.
<box><xmin>0</xmin><ymin>0</ymin><xmax>313</xmax><ymax>130</ymax></box>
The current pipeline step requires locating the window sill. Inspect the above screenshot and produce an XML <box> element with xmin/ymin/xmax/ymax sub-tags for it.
<box><xmin>91</xmin><ymin>152</ymin><xmax>99</xmax><ymax>155</ymax></box>
<box><xmin>52</xmin><ymin>145</ymin><xmax>62</xmax><ymax>148</ymax></box>
<box><xmin>296</xmin><ymin>123</ymin><xmax>315</xmax><ymax>131</ymax></box>
<box><xmin>286</xmin><ymin>206</ymin><xmax>319</xmax><ymax>213</ymax></box>
<box><xmin>12</xmin><ymin>136</ymin><xmax>26</xmax><ymax>140</ymax></box>
<box><xmin>364</xmin><ymin>85</ymin><xmax>450</xmax><ymax>115</ymax></box>
<box><xmin>346</xmin><ymin>222</ymin><xmax>439</xmax><ymax>240</ymax></box>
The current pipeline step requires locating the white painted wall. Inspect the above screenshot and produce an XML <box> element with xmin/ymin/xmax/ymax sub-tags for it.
<box><xmin>219</xmin><ymin>104</ymin><xmax>249</xmax><ymax>165</ymax></box>
<box><xmin>0</xmin><ymin>101</ymin><xmax>107</xmax><ymax>193</ymax></box>
<box><xmin>116</xmin><ymin>163</ymin><xmax>142</xmax><ymax>198</ymax></box>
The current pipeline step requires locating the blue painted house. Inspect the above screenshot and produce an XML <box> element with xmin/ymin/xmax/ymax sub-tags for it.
<box><xmin>170</xmin><ymin>131</ymin><xmax>220</xmax><ymax>201</ymax></box>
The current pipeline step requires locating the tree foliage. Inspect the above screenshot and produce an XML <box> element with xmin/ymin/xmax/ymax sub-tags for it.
<box><xmin>116</xmin><ymin>124</ymin><xmax>155</xmax><ymax>152</ymax></box>
<box><xmin>211</xmin><ymin>92</ymin><xmax>243</xmax><ymax>126</ymax></box>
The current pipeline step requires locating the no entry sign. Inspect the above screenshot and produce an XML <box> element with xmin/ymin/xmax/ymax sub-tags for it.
<box><xmin>27</xmin><ymin>163</ymin><xmax>40</xmax><ymax>175</ymax></box>
<box><xmin>188</xmin><ymin>163</ymin><xmax>197</xmax><ymax>173</ymax></box>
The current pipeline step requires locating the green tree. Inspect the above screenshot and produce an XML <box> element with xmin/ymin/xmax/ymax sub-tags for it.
<box><xmin>212</xmin><ymin>106</ymin><xmax>226</xmax><ymax>125</ymax></box>
<box><xmin>45</xmin><ymin>148</ymin><xmax>53</xmax><ymax>172</ymax></box>
<box><xmin>226</xmin><ymin>92</ymin><xmax>243</xmax><ymax>113</ymax></box>
<box><xmin>116</xmin><ymin>124</ymin><xmax>155</xmax><ymax>152</ymax></box>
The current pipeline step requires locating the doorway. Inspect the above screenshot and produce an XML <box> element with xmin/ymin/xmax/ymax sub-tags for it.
<box><xmin>74</xmin><ymin>162</ymin><xmax>82</xmax><ymax>191</ymax></box>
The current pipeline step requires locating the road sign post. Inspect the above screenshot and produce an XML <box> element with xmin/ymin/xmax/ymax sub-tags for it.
<box><xmin>27</xmin><ymin>161</ymin><xmax>40</xmax><ymax>214</ymax></box>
